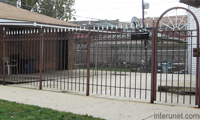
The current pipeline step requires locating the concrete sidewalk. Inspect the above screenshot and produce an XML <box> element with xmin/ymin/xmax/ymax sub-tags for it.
<box><xmin>0</xmin><ymin>85</ymin><xmax>199</xmax><ymax>120</ymax></box>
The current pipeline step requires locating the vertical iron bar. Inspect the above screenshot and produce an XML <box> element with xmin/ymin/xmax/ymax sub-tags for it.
<box><xmin>34</xmin><ymin>32</ymin><xmax>36</xmax><ymax>86</ymax></box>
<box><xmin>160</xmin><ymin>31</ymin><xmax>163</xmax><ymax>102</ymax></box>
<box><xmin>67</xmin><ymin>31</ymin><xmax>70</xmax><ymax>90</ymax></box>
<box><xmin>74</xmin><ymin>34</ymin><xmax>77</xmax><ymax>91</ymax></box>
<box><xmin>60</xmin><ymin>32</ymin><xmax>63</xmax><ymax>90</ymax></box>
<box><xmin>166</xmin><ymin>31</ymin><xmax>169</xmax><ymax>103</ymax></box>
<box><xmin>190</xmin><ymin>31</ymin><xmax>193</xmax><ymax>104</ymax></box>
<box><xmin>171</xmin><ymin>32</ymin><xmax>175</xmax><ymax>103</ymax></box>
<box><xmin>71</xmin><ymin>31</ymin><xmax>74</xmax><ymax>90</ymax></box>
<box><xmin>183</xmin><ymin>31</ymin><xmax>187</xmax><ymax>104</ymax></box>
<box><xmin>3</xmin><ymin>27</ymin><xmax>5</xmax><ymax>85</ymax></box>
<box><xmin>114</xmin><ymin>31</ymin><xmax>117</xmax><ymax>96</ymax></box>
<box><xmin>96</xmin><ymin>31</ymin><xmax>99</xmax><ymax>93</ymax></box>
<box><xmin>86</xmin><ymin>31</ymin><xmax>91</xmax><ymax>96</ymax></box>
<box><xmin>39</xmin><ymin>28</ymin><xmax>43</xmax><ymax>90</ymax></box>
<box><xmin>8</xmin><ymin>30</ymin><xmax>11</xmax><ymax>83</ymax></box>
<box><xmin>101</xmin><ymin>33</ymin><xmax>103</xmax><ymax>94</ymax></box>
<box><xmin>30</xmin><ymin>33</ymin><xmax>33</xmax><ymax>85</ymax></box>
<box><xmin>50</xmin><ymin>35</ymin><xmax>52</xmax><ymax>88</ymax></box>
<box><xmin>21</xmin><ymin>30</ymin><xmax>24</xmax><ymax>85</ymax></box>
<box><xmin>197</xmin><ymin>26</ymin><xmax>200</xmax><ymax>108</ymax></box>
<box><xmin>177</xmin><ymin>31</ymin><xmax>181</xmax><ymax>103</ymax></box>
<box><xmin>129</xmin><ymin>29</ymin><xmax>133</xmax><ymax>98</ymax></box>
<box><xmin>140</xmin><ymin>39</ymin><xmax>142</xmax><ymax>99</ymax></box>
<box><xmin>63</xmin><ymin>31</ymin><xmax>66</xmax><ymax>90</ymax></box>
<box><xmin>46</xmin><ymin>33</ymin><xmax>49</xmax><ymax>88</ymax></box>
<box><xmin>145</xmin><ymin>40</ymin><xmax>148</xmax><ymax>99</ymax></box>
<box><xmin>17</xmin><ymin>30</ymin><xmax>19</xmax><ymax>83</ymax></box>
<box><xmin>135</xmin><ymin>31</ymin><xmax>138</xmax><ymax>98</ymax></box>
<box><xmin>105</xmin><ymin>31</ymin><xmax>108</xmax><ymax>95</ymax></box>
<box><xmin>78</xmin><ymin>34</ymin><xmax>81</xmax><ymax>92</ymax></box>
<box><xmin>24</xmin><ymin>29</ymin><xmax>27</xmax><ymax>85</ymax></box>
<box><xmin>28</xmin><ymin>31</ymin><xmax>31</xmax><ymax>85</ymax></box>
<box><xmin>56</xmin><ymin>29</ymin><xmax>59</xmax><ymax>89</ymax></box>
<box><xmin>124</xmin><ymin>29</ymin><xmax>128</xmax><ymax>97</ymax></box>
<box><xmin>13</xmin><ymin>30</ymin><xmax>15</xmax><ymax>82</ymax></box>
<box><xmin>154</xmin><ymin>28</ymin><xmax>158</xmax><ymax>101</ymax></box>
<box><xmin>120</xmin><ymin>31</ymin><xmax>122</xmax><ymax>97</ymax></box>
<box><xmin>92</xmin><ymin>33</ymin><xmax>95</xmax><ymax>93</ymax></box>
<box><xmin>110</xmin><ymin>33</ymin><xmax>113</xmax><ymax>95</ymax></box>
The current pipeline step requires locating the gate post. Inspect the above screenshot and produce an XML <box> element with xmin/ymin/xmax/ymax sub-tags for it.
<box><xmin>150</xmin><ymin>26</ymin><xmax>157</xmax><ymax>103</ymax></box>
<box><xmin>86</xmin><ymin>31</ymin><xmax>91</xmax><ymax>96</ymax></box>
<box><xmin>198</xmin><ymin>28</ymin><xmax>200</xmax><ymax>108</ymax></box>
<box><xmin>39</xmin><ymin>28</ymin><xmax>43</xmax><ymax>90</ymax></box>
<box><xmin>2</xmin><ymin>27</ymin><xmax>5</xmax><ymax>85</ymax></box>
<box><xmin>196</xmin><ymin>20</ymin><xmax>200</xmax><ymax>108</ymax></box>
<box><xmin>199</xmin><ymin>55</ymin><xmax>200</xmax><ymax>108</ymax></box>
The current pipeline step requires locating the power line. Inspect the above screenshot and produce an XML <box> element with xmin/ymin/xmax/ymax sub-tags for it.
<box><xmin>72</xmin><ymin>15</ymin><xmax>105</xmax><ymax>21</ymax></box>
<box><xmin>77</xmin><ymin>0</ymin><xmax>179</xmax><ymax>4</ymax></box>
<box><xmin>76</xmin><ymin>1</ymin><xmax>179</xmax><ymax>11</ymax></box>
<box><xmin>1</xmin><ymin>0</ymin><xmax>184</xmax><ymax>22</ymax></box>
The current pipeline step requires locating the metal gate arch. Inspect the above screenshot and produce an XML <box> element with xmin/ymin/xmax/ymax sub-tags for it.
<box><xmin>152</xmin><ymin>7</ymin><xmax>200</xmax><ymax>108</ymax></box>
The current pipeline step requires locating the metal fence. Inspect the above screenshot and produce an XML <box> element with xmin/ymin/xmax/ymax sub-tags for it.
<box><xmin>0</xmin><ymin>25</ymin><xmax>199</xmax><ymax>107</ymax></box>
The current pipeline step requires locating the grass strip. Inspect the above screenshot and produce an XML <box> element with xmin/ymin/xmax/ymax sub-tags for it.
<box><xmin>0</xmin><ymin>99</ymin><xmax>104</xmax><ymax>120</ymax></box>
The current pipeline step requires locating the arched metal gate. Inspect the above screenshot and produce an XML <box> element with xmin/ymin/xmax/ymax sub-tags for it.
<box><xmin>151</xmin><ymin>7</ymin><xmax>200</xmax><ymax>108</ymax></box>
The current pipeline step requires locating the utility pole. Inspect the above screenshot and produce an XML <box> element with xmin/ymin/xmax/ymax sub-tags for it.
<box><xmin>142</xmin><ymin>0</ymin><xmax>149</xmax><ymax>29</ymax></box>
<box><xmin>142</xmin><ymin>0</ymin><xmax>150</xmax><ymax>72</ymax></box>
<box><xmin>142</xmin><ymin>0</ymin><xmax>145</xmax><ymax>29</ymax></box>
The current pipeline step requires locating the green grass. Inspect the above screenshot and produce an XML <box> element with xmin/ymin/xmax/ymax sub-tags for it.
<box><xmin>0</xmin><ymin>99</ymin><xmax>104</xmax><ymax>120</ymax></box>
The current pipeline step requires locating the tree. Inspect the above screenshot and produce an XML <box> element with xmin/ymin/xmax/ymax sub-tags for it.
<box><xmin>7</xmin><ymin>0</ymin><xmax>76</xmax><ymax>21</ymax></box>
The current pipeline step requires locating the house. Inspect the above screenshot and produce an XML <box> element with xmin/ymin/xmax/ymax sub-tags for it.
<box><xmin>179</xmin><ymin>0</ymin><xmax>200</xmax><ymax>74</ymax></box>
<box><xmin>70</xmin><ymin>19</ymin><xmax>131</xmax><ymax>30</ymax></box>
<box><xmin>0</xmin><ymin>2</ymin><xmax>78</xmax><ymax>76</ymax></box>
<box><xmin>138</xmin><ymin>15</ymin><xmax>187</xmax><ymax>29</ymax></box>
<box><xmin>180</xmin><ymin>0</ymin><xmax>200</xmax><ymax>8</ymax></box>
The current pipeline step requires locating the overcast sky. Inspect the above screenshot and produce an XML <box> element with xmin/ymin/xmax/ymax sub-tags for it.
<box><xmin>72</xmin><ymin>0</ymin><xmax>187</xmax><ymax>22</ymax></box>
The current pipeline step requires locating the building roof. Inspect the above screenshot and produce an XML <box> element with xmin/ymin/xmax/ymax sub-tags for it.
<box><xmin>0</xmin><ymin>2</ymin><xmax>78</xmax><ymax>27</ymax></box>
<box><xmin>70</xmin><ymin>20</ymin><xmax>131</xmax><ymax>29</ymax></box>
<box><xmin>180</xmin><ymin>0</ymin><xmax>200</xmax><ymax>8</ymax></box>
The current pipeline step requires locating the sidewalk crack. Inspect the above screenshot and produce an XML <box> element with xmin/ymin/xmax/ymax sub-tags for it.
<box><xmin>142</xmin><ymin>115</ymin><xmax>154</xmax><ymax>120</ymax></box>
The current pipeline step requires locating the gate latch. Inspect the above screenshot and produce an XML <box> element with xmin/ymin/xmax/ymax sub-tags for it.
<box><xmin>193</xmin><ymin>48</ymin><xmax>200</xmax><ymax>57</ymax></box>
